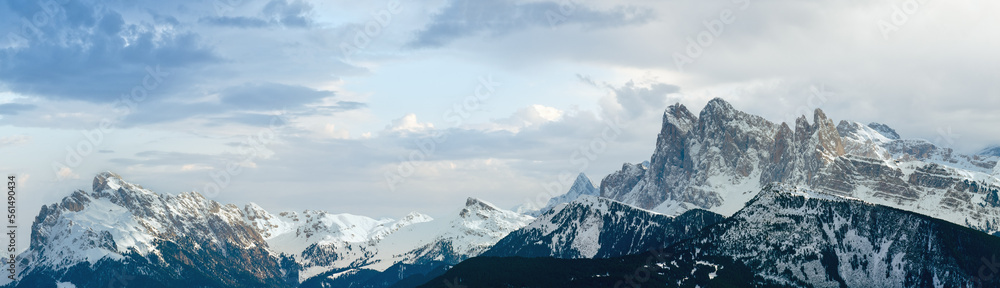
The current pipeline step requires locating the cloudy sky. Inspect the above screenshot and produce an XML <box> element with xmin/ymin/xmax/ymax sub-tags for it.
<box><xmin>1</xmin><ymin>0</ymin><xmax>998</xmax><ymax>229</ymax></box>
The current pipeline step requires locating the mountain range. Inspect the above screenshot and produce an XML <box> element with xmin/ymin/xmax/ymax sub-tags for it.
<box><xmin>6</xmin><ymin>98</ymin><xmax>1000</xmax><ymax>288</ymax></box>
<box><xmin>421</xmin><ymin>184</ymin><xmax>1000</xmax><ymax>287</ymax></box>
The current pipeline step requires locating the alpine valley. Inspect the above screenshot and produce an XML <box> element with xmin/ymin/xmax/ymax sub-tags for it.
<box><xmin>7</xmin><ymin>98</ymin><xmax>1000</xmax><ymax>288</ymax></box>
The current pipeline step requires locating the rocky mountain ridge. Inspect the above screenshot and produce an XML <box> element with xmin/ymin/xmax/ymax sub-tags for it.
<box><xmin>600</xmin><ymin>98</ymin><xmax>1000</xmax><ymax>235</ymax></box>
<box><xmin>5</xmin><ymin>173</ymin><xmax>531</xmax><ymax>288</ymax></box>
<box><xmin>419</xmin><ymin>184</ymin><xmax>1000</xmax><ymax>287</ymax></box>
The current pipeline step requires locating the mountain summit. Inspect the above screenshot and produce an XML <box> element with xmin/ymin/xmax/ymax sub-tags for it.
<box><xmin>601</xmin><ymin>98</ymin><xmax>1000</xmax><ymax>235</ymax></box>
<box><xmin>17</xmin><ymin>172</ymin><xmax>293</xmax><ymax>287</ymax></box>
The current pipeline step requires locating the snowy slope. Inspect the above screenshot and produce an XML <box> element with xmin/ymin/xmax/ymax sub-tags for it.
<box><xmin>371</xmin><ymin>198</ymin><xmax>533</xmax><ymax>268</ymax></box>
<box><xmin>307</xmin><ymin>198</ymin><xmax>534</xmax><ymax>287</ymax></box>
<box><xmin>242</xmin><ymin>203</ymin><xmax>432</xmax><ymax>280</ymax></box>
<box><xmin>484</xmin><ymin>195</ymin><xmax>724</xmax><ymax>259</ymax></box>
<box><xmin>979</xmin><ymin>145</ymin><xmax>1000</xmax><ymax>157</ymax></box>
<box><xmin>994</xmin><ymin>161</ymin><xmax>1000</xmax><ymax>179</ymax></box>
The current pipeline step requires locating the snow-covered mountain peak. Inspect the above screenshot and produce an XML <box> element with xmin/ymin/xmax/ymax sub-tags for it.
<box><xmin>663</xmin><ymin>103</ymin><xmax>697</xmax><ymax>134</ymax></box>
<box><xmin>92</xmin><ymin>171</ymin><xmax>124</xmax><ymax>191</ymax></box>
<box><xmin>836</xmin><ymin>120</ymin><xmax>893</xmax><ymax>159</ymax></box>
<box><xmin>243</xmin><ymin>203</ymin><xmax>291</xmax><ymax>239</ymax></box>
<box><xmin>456</xmin><ymin>198</ymin><xmax>530</xmax><ymax>227</ymax></box>
<box><xmin>837</xmin><ymin>121</ymin><xmax>893</xmax><ymax>145</ymax></box>
<box><xmin>867</xmin><ymin>122</ymin><xmax>901</xmax><ymax>140</ymax></box>
<box><xmin>24</xmin><ymin>172</ymin><xmax>273</xmax><ymax>279</ymax></box>
<box><xmin>523</xmin><ymin>173</ymin><xmax>602</xmax><ymax>216</ymax></box>
<box><xmin>701</xmin><ymin>97</ymin><xmax>736</xmax><ymax>117</ymax></box>
<box><xmin>400</xmin><ymin>211</ymin><xmax>433</xmax><ymax>223</ymax></box>
<box><xmin>338</xmin><ymin>198</ymin><xmax>531</xmax><ymax>270</ymax></box>
<box><xmin>569</xmin><ymin>172</ymin><xmax>594</xmax><ymax>192</ymax></box>
<box><xmin>244</xmin><ymin>202</ymin><xmax>269</xmax><ymax>219</ymax></box>
<box><xmin>463</xmin><ymin>197</ymin><xmax>498</xmax><ymax>213</ymax></box>
<box><xmin>91</xmin><ymin>171</ymin><xmax>156</xmax><ymax>198</ymax></box>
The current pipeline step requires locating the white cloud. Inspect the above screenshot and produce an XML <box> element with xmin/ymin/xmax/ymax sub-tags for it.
<box><xmin>483</xmin><ymin>105</ymin><xmax>566</xmax><ymax>132</ymax></box>
<box><xmin>382</xmin><ymin>113</ymin><xmax>434</xmax><ymax>134</ymax></box>
<box><xmin>0</xmin><ymin>135</ymin><xmax>30</xmax><ymax>147</ymax></box>
<box><xmin>324</xmin><ymin>123</ymin><xmax>352</xmax><ymax>139</ymax></box>
<box><xmin>17</xmin><ymin>174</ymin><xmax>29</xmax><ymax>189</ymax></box>
<box><xmin>56</xmin><ymin>167</ymin><xmax>80</xmax><ymax>180</ymax></box>
<box><xmin>180</xmin><ymin>164</ymin><xmax>213</xmax><ymax>171</ymax></box>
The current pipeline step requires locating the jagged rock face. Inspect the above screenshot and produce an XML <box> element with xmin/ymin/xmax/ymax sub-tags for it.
<box><xmin>600</xmin><ymin>98</ymin><xmax>1000</xmax><ymax>235</ymax></box>
<box><xmin>786</xmin><ymin>109</ymin><xmax>846</xmax><ymax>186</ymax></box>
<box><xmin>601</xmin><ymin>99</ymin><xmax>842</xmax><ymax>215</ymax></box>
<box><xmin>483</xmin><ymin>196</ymin><xmax>724</xmax><ymax>259</ymax></box>
<box><xmin>683</xmin><ymin>99</ymin><xmax>780</xmax><ymax>205</ymax></box>
<box><xmin>669</xmin><ymin>185</ymin><xmax>1000</xmax><ymax>287</ymax></box>
<box><xmin>19</xmin><ymin>172</ymin><xmax>292</xmax><ymax>288</ymax></box>
<box><xmin>625</xmin><ymin>104</ymin><xmax>699</xmax><ymax>208</ymax></box>
<box><xmin>599</xmin><ymin>163</ymin><xmax>646</xmax><ymax>201</ymax></box>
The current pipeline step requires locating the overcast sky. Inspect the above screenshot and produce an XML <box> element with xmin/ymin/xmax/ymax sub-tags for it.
<box><xmin>1</xmin><ymin>0</ymin><xmax>998</xmax><ymax>230</ymax></box>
